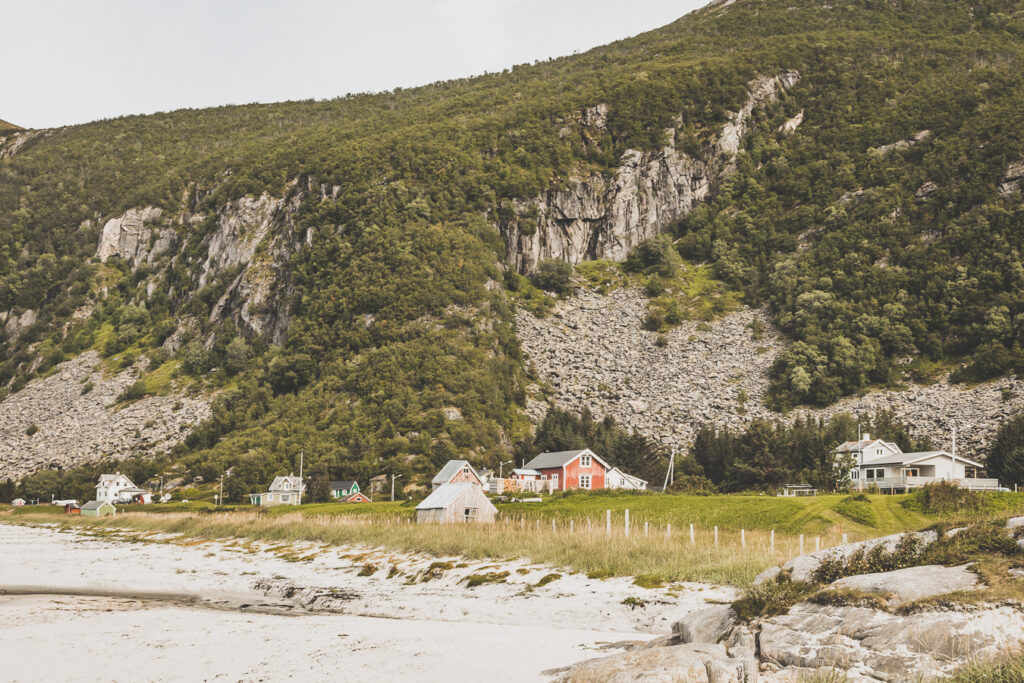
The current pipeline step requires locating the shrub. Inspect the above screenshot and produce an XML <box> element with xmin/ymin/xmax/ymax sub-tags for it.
<box><xmin>116</xmin><ymin>380</ymin><xmax>147</xmax><ymax>403</ymax></box>
<box><xmin>903</xmin><ymin>481</ymin><xmax>986</xmax><ymax>515</ymax></box>
<box><xmin>25</xmin><ymin>423</ymin><xmax>38</xmax><ymax>436</ymax></box>
<box><xmin>529</xmin><ymin>260</ymin><xmax>573</xmax><ymax>294</ymax></box>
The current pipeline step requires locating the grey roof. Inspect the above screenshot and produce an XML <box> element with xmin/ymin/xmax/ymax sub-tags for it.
<box><xmin>524</xmin><ymin>449</ymin><xmax>609</xmax><ymax>470</ymax></box>
<box><xmin>432</xmin><ymin>460</ymin><xmax>478</xmax><ymax>485</ymax></box>
<box><xmin>416</xmin><ymin>483</ymin><xmax>477</xmax><ymax>510</ymax></box>
<box><xmin>860</xmin><ymin>450</ymin><xmax>982</xmax><ymax>468</ymax></box>
<box><xmin>836</xmin><ymin>439</ymin><xmax>900</xmax><ymax>453</ymax></box>
<box><xmin>330</xmin><ymin>480</ymin><xmax>357</xmax><ymax>490</ymax></box>
<box><xmin>82</xmin><ymin>500</ymin><xmax>113</xmax><ymax>510</ymax></box>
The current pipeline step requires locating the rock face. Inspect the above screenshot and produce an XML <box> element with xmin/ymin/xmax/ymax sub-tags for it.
<box><xmin>500</xmin><ymin>71</ymin><xmax>800</xmax><ymax>273</ymax></box>
<box><xmin>0</xmin><ymin>351</ymin><xmax>210</xmax><ymax>482</ymax></box>
<box><xmin>517</xmin><ymin>286</ymin><xmax>1024</xmax><ymax>458</ymax></box>
<box><xmin>768</xmin><ymin>531</ymin><xmax>940</xmax><ymax>584</ymax></box>
<box><xmin>95</xmin><ymin>206</ymin><xmax>170</xmax><ymax>265</ymax></box>
<box><xmin>673</xmin><ymin>604</ymin><xmax>738</xmax><ymax>644</ymax></box>
<box><xmin>1000</xmin><ymin>158</ymin><xmax>1024</xmax><ymax>195</ymax></box>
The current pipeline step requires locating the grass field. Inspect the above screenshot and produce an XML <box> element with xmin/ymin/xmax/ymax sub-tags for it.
<box><xmin>8</xmin><ymin>490</ymin><xmax>1024</xmax><ymax>586</ymax></box>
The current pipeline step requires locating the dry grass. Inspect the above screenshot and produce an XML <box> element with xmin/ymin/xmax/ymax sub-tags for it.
<box><xmin>6</xmin><ymin>510</ymin><xmax>849</xmax><ymax>586</ymax></box>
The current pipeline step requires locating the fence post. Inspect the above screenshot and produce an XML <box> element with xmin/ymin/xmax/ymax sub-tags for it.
<box><xmin>666</xmin><ymin>523</ymin><xmax>672</xmax><ymax>540</ymax></box>
<box><xmin>815</xmin><ymin>536</ymin><xmax>820</xmax><ymax>553</ymax></box>
<box><xmin>606</xmin><ymin>510</ymin><xmax>611</xmax><ymax>535</ymax></box>
<box><xmin>624</xmin><ymin>509</ymin><xmax>630</xmax><ymax>538</ymax></box>
<box><xmin>741</xmin><ymin>528</ymin><xmax>746</xmax><ymax>549</ymax></box>
<box><xmin>714</xmin><ymin>526</ymin><xmax>718</xmax><ymax>546</ymax></box>
<box><xmin>799</xmin><ymin>534</ymin><xmax>804</xmax><ymax>555</ymax></box>
<box><xmin>536</xmin><ymin>519</ymin><xmax>540</xmax><ymax>531</ymax></box>
<box><xmin>552</xmin><ymin>519</ymin><xmax>556</xmax><ymax>532</ymax></box>
<box><xmin>842</xmin><ymin>533</ymin><xmax>848</xmax><ymax>545</ymax></box>
<box><xmin>689</xmin><ymin>523</ymin><xmax>695</xmax><ymax>545</ymax></box>
<box><xmin>570</xmin><ymin>519</ymin><xmax>574</xmax><ymax>534</ymax></box>
<box><xmin>770</xmin><ymin>529</ymin><xmax>775</xmax><ymax>553</ymax></box>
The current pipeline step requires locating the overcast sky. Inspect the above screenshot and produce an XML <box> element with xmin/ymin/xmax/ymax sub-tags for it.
<box><xmin>3</xmin><ymin>0</ymin><xmax>707</xmax><ymax>129</ymax></box>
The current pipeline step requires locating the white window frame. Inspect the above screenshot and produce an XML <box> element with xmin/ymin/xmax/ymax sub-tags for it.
<box><xmin>580</xmin><ymin>454</ymin><xmax>591</xmax><ymax>468</ymax></box>
<box><xmin>579</xmin><ymin>475</ymin><xmax>591</xmax><ymax>490</ymax></box>
<box><xmin>282</xmin><ymin>494</ymin><xmax>290</xmax><ymax>503</ymax></box>
<box><xmin>551</xmin><ymin>474</ymin><xmax>559</xmax><ymax>488</ymax></box>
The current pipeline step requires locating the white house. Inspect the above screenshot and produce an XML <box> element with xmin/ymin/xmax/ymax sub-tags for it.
<box><xmin>250</xmin><ymin>474</ymin><xmax>306</xmax><ymax>506</ymax></box>
<box><xmin>835</xmin><ymin>434</ymin><xmax>903</xmax><ymax>465</ymax></box>
<box><xmin>96</xmin><ymin>473</ymin><xmax>151</xmax><ymax>504</ymax></box>
<box><xmin>606</xmin><ymin>467</ymin><xmax>648</xmax><ymax>491</ymax></box>
<box><xmin>844</xmin><ymin>438</ymin><xmax>999</xmax><ymax>492</ymax></box>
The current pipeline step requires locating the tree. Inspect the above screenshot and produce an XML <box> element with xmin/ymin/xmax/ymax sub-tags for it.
<box><xmin>987</xmin><ymin>414</ymin><xmax>1024</xmax><ymax>488</ymax></box>
<box><xmin>529</xmin><ymin>260</ymin><xmax>573</xmax><ymax>294</ymax></box>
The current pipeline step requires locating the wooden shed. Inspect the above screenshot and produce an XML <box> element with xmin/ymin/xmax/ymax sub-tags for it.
<box><xmin>81</xmin><ymin>500</ymin><xmax>116</xmax><ymax>517</ymax></box>
<box><xmin>416</xmin><ymin>483</ymin><xmax>497</xmax><ymax>524</ymax></box>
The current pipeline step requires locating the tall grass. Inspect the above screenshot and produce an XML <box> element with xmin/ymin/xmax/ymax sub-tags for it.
<box><xmin>9</xmin><ymin>510</ymin><xmax>849</xmax><ymax>586</ymax></box>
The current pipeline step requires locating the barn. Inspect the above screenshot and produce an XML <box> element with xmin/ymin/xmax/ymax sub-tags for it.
<box><xmin>431</xmin><ymin>460</ymin><xmax>484</xmax><ymax>489</ymax></box>
<box><xmin>415</xmin><ymin>483</ymin><xmax>497</xmax><ymax>523</ymax></box>
<box><xmin>522</xmin><ymin>448</ymin><xmax>611</xmax><ymax>491</ymax></box>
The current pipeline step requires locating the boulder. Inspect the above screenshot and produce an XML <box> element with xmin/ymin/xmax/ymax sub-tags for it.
<box><xmin>673</xmin><ymin>604</ymin><xmax>737</xmax><ymax>644</ymax></box>
<box><xmin>780</xmin><ymin>531</ymin><xmax>939</xmax><ymax>583</ymax></box>
<box><xmin>753</xmin><ymin>565</ymin><xmax>781</xmax><ymax>586</ymax></box>
<box><xmin>828</xmin><ymin>564</ymin><xmax>982</xmax><ymax>605</ymax></box>
<box><xmin>555</xmin><ymin>642</ymin><xmax>756</xmax><ymax>683</ymax></box>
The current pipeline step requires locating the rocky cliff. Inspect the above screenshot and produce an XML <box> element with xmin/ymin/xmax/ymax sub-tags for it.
<box><xmin>518</xmin><ymin>286</ymin><xmax>1024</xmax><ymax>458</ymax></box>
<box><xmin>499</xmin><ymin>71</ymin><xmax>800</xmax><ymax>273</ymax></box>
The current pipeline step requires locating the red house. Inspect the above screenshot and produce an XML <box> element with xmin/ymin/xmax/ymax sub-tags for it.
<box><xmin>522</xmin><ymin>449</ymin><xmax>610</xmax><ymax>491</ymax></box>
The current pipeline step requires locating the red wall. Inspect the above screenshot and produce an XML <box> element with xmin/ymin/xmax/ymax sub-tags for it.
<box><xmin>537</xmin><ymin>456</ymin><xmax>606</xmax><ymax>491</ymax></box>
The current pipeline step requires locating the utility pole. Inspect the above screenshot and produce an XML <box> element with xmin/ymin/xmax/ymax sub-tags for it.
<box><xmin>298</xmin><ymin>451</ymin><xmax>304</xmax><ymax>505</ymax></box>
<box><xmin>391</xmin><ymin>473</ymin><xmax>402</xmax><ymax>502</ymax></box>
<box><xmin>219</xmin><ymin>474</ymin><xmax>224</xmax><ymax>507</ymax></box>
<box><xmin>663</xmin><ymin>450</ymin><xmax>675</xmax><ymax>491</ymax></box>
<box><xmin>499</xmin><ymin>460</ymin><xmax>513</xmax><ymax>478</ymax></box>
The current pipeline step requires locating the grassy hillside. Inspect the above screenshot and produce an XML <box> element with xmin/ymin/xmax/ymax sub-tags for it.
<box><xmin>0</xmin><ymin>119</ymin><xmax>22</xmax><ymax>133</ymax></box>
<box><xmin>3</xmin><ymin>0</ymin><xmax>1024</xmax><ymax>492</ymax></box>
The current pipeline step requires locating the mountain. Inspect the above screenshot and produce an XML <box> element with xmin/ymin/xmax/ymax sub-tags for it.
<box><xmin>2</xmin><ymin>0</ymin><xmax>1024</xmax><ymax>496</ymax></box>
<box><xmin>0</xmin><ymin>119</ymin><xmax>22</xmax><ymax>133</ymax></box>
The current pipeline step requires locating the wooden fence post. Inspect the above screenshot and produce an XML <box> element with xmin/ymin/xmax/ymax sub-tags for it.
<box><xmin>570</xmin><ymin>519</ymin><xmax>574</xmax><ymax>534</ymax></box>
<box><xmin>689</xmin><ymin>523</ymin><xmax>695</xmax><ymax>545</ymax></box>
<box><xmin>624</xmin><ymin>509</ymin><xmax>630</xmax><ymax>538</ymax></box>
<box><xmin>741</xmin><ymin>528</ymin><xmax>746</xmax><ymax>549</ymax></box>
<box><xmin>815</xmin><ymin>536</ymin><xmax>820</xmax><ymax>553</ymax></box>
<box><xmin>606</xmin><ymin>509</ymin><xmax>611</xmax><ymax>535</ymax></box>
<box><xmin>842</xmin><ymin>533</ymin><xmax>848</xmax><ymax>545</ymax></box>
<box><xmin>799</xmin><ymin>534</ymin><xmax>804</xmax><ymax>555</ymax></box>
<box><xmin>666</xmin><ymin>523</ymin><xmax>672</xmax><ymax>540</ymax></box>
<box><xmin>770</xmin><ymin>529</ymin><xmax>775</xmax><ymax>553</ymax></box>
<box><xmin>714</xmin><ymin>526</ymin><xmax>719</xmax><ymax>546</ymax></box>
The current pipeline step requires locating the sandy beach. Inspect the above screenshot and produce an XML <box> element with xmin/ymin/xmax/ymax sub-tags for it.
<box><xmin>0</xmin><ymin>523</ymin><xmax>735</xmax><ymax>681</ymax></box>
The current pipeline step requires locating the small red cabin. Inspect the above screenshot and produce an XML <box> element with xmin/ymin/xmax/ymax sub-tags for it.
<box><xmin>342</xmin><ymin>492</ymin><xmax>371</xmax><ymax>503</ymax></box>
<box><xmin>522</xmin><ymin>449</ymin><xmax>610</xmax><ymax>492</ymax></box>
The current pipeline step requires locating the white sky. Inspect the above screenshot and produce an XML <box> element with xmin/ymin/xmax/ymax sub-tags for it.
<box><xmin>2</xmin><ymin>0</ymin><xmax>707</xmax><ymax>129</ymax></box>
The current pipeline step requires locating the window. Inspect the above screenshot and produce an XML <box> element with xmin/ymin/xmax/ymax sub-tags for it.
<box><xmin>580</xmin><ymin>454</ymin><xmax>591</xmax><ymax>468</ymax></box>
<box><xmin>865</xmin><ymin>469</ymin><xmax>885</xmax><ymax>479</ymax></box>
<box><xmin>464</xmin><ymin>507</ymin><xmax>477</xmax><ymax>521</ymax></box>
<box><xmin>851</xmin><ymin>470</ymin><xmax>859</xmax><ymax>480</ymax></box>
<box><xmin>282</xmin><ymin>494</ymin><xmax>290</xmax><ymax>503</ymax></box>
<box><xmin>580</xmin><ymin>475</ymin><xmax>591</xmax><ymax>490</ymax></box>
<box><xmin>551</xmin><ymin>474</ymin><xmax>559</xmax><ymax>488</ymax></box>
<box><xmin>283</xmin><ymin>481</ymin><xmax>290</xmax><ymax>490</ymax></box>
<box><xmin>876</xmin><ymin>449</ymin><xmax>882</xmax><ymax>455</ymax></box>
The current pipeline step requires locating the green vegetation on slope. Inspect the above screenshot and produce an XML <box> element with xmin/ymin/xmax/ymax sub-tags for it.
<box><xmin>3</xmin><ymin>0</ymin><xmax>1024</xmax><ymax>489</ymax></box>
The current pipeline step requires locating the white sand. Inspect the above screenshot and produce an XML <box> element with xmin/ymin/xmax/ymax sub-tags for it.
<box><xmin>0</xmin><ymin>523</ymin><xmax>736</xmax><ymax>681</ymax></box>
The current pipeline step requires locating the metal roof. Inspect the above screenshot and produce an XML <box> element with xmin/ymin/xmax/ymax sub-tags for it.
<box><xmin>431</xmin><ymin>460</ymin><xmax>478</xmax><ymax>485</ymax></box>
<box><xmin>860</xmin><ymin>450</ymin><xmax>982</xmax><ymax>468</ymax></box>
<box><xmin>524</xmin><ymin>449</ymin><xmax>609</xmax><ymax>470</ymax></box>
<box><xmin>511</xmin><ymin>469</ymin><xmax>541</xmax><ymax>477</ymax></box>
<box><xmin>329</xmin><ymin>480</ymin><xmax>357</xmax><ymax>490</ymax></box>
<box><xmin>82</xmin><ymin>500</ymin><xmax>114</xmax><ymax>510</ymax></box>
<box><xmin>416</xmin><ymin>483</ymin><xmax>477</xmax><ymax>510</ymax></box>
<box><xmin>836</xmin><ymin>439</ymin><xmax>900</xmax><ymax>453</ymax></box>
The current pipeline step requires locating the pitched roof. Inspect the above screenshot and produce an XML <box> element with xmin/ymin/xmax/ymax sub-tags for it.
<box><xmin>269</xmin><ymin>475</ymin><xmax>305</xmax><ymax>492</ymax></box>
<box><xmin>416</xmin><ymin>483</ymin><xmax>478</xmax><ymax>510</ymax></box>
<box><xmin>82</xmin><ymin>500</ymin><xmax>113</xmax><ymax>511</ymax></box>
<box><xmin>98</xmin><ymin>473</ymin><xmax>135</xmax><ymax>486</ymax></box>
<box><xmin>330</xmin><ymin>480</ymin><xmax>357</xmax><ymax>490</ymax></box>
<box><xmin>524</xmin><ymin>449</ymin><xmax>610</xmax><ymax>470</ymax></box>
<box><xmin>860</xmin><ymin>450</ymin><xmax>983</xmax><ymax>468</ymax></box>
<box><xmin>609</xmin><ymin>467</ymin><xmax>648</xmax><ymax>485</ymax></box>
<box><xmin>836</xmin><ymin>439</ymin><xmax>901</xmax><ymax>454</ymax></box>
<box><xmin>431</xmin><ymin>460</ymin><xmax>480</xmax><ymax>485</ymax></box>
<box><xmin>511</xmin><ymin>469</ymin><xmax>541</xmax><ymax>477</ymax></box>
